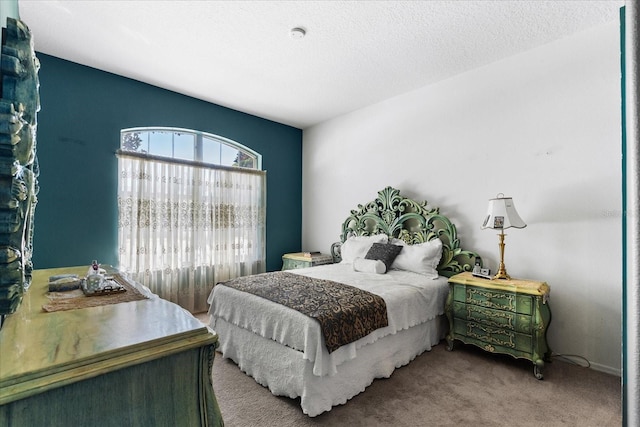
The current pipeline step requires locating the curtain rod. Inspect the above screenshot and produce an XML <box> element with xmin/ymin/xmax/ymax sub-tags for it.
<box><xmin>116</xmin><ymin>150</ymin><xmax>267</xmax><ymax>177</ymax></box>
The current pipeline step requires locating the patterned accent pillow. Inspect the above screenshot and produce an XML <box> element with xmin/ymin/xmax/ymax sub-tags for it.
<box><xmin>365</xmin><ymin>243</ymin><xmax>403</xmax><ymax>272</ymax></box>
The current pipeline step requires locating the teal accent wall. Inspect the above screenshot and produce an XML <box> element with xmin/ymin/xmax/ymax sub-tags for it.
<box><xmin>33</xmin><ymin>53</ymin><xmax>302</xmax><ymax>272</ymax></box>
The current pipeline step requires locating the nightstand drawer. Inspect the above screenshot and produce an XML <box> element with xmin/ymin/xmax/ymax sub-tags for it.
<box><xmin>452</xmin><ymin>301</ymin><xmax>532</xmax><ymax>334</ymax></box>
<box><xmin>281</xmin><ymin>253</ymin><xmax>333</xmax><ymax>270</ymax></box>
<box><xmin>454</xmin><ymin>320</ymin><xmax>533</xmax><ymax>352</ymax></box>
<box><xmin>282</xmin><ymin>258</ymin><xmax>311</xmax><ymax>270</ymax></box>
<box><xmin>454</xmin><ymin>285</ymin><xmax>533</xmax><ymax>315</ymax></box>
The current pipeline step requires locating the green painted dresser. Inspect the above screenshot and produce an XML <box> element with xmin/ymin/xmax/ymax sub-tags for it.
<box><xmin>0</xmin><ymin>266</ymin><xmax>224</xmax><ymax>426</ymax></box>
<box><xmin>282</xmin><ymin>252</ymin><xmax>334</xmax><ymax>270</ymax></box>
<box><xmin>445</xmin><ymin>272</ymin><xmax>552</xmax><ymax>379</ymax></box>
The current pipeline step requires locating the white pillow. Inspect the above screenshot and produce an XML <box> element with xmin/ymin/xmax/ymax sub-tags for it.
<box><xmin>390</xmin><ymin>238</ymin><xmax>443</xmax><ymax>279</ymax></box>
<box><xmin>353</xmin><ymin>257</ymin><xmax>387</xmax><ymax>274</ymax></box>
<box><xmin>340</xmin><ymin>234</ymin><xmax>388</xmax><ymax>264</ymax></box>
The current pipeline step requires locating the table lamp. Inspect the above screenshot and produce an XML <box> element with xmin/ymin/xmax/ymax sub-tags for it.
<box><xmin>481</xmin><ymin>194</ymin><xmax>526</xmax><ymax>280</ymax></box>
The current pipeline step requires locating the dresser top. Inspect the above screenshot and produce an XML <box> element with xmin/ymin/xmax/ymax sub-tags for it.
<box><xmin>0</xmin><ymin>266</ymin><xmax>217</xmax><ymax>405</ymax></box>
<box><xmin>448</xmin><ymin>272</ymin><xmax>550</xmax><ymax>296</ymax></box>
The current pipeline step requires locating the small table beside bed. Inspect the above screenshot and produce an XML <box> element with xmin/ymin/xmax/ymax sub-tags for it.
<box><xmin>207</xmin><ymin>186</ymin><xmax>480</xmax><ymax>417</ymax></box>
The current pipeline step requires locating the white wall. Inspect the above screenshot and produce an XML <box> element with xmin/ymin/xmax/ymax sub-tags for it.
<box><xmin>302</xmin><ymin>20</ymin><xmax>622</xmax><ymax>375</ymax></box>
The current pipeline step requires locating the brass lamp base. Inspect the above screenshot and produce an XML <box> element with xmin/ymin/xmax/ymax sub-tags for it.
<box><xmin>494</xmin><ymin>231</ymin><xmax>511</xmax><ymax>280</ymax></box>
<box><xmin>493</xmin><ymin>263</ymin><xmax>511</xmax><ymax>280</ymax></box>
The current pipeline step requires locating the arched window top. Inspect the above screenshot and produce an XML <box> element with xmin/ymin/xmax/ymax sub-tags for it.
<box><xmin>120</xmin><ymin>127</ymin><xmax>262</xmax><ymax>170</ymax></box>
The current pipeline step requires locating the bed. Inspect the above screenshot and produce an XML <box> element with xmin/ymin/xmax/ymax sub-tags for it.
<box><xmin>207</xmin><ymin>186</ymin><xmax>480</xmax><ymax>417</ymax></box>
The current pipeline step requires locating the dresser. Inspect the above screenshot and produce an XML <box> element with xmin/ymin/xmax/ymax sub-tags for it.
<box><xmin>282</xmin><ymin>252</ymin><xmax>334</xmax><ymax>270</ymax></box>
<box><xmin>445</xmin><ymin>272</ymin><xmax>552</xmax><ymax>379</ymax></box>
<box><xmin>0</xmin><ymin>266</ymin><xmax>224</xmax><ymax>426</ymax></box>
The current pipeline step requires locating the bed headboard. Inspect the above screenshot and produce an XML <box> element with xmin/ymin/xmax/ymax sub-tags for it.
<box><xmin>332</xmin><ymin>186</ymin><xmax>481</xmax><ymax>278</ymax></box>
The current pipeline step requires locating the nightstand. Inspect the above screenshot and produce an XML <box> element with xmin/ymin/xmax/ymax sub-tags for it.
<box><xmin>281</xmin><ymin>252</ymin><xmax>334</xmax><ymax>270</ymax></box>
<box><xmin>445</xmin><ymin>272</ymin><xmax>552</xmax><ymax>379</ymax></box>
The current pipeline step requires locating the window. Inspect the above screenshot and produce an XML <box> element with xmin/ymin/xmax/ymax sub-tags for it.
<box><xmin>117</xmin><ymin>127</ymin><xmax>266</xmax><ymax>312</ymax></box>
<box><xmin>120</xmin><ymin>127</ymin><xmax>261</xmax><ymax>169</ymax></box>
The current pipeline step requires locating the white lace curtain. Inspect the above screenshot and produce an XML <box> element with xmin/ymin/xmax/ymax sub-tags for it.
<box><xmin>117</xmin><ymin>154</ymin><xmax>266</xmax><ymax>312</ymax></box>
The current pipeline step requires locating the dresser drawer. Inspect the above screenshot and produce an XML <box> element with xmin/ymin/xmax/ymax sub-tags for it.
<box><xmin>453</xmin><ymin>285</ymin><xmax>533</xmax><ymax>315</ymax></box>
<box><xmin>452</xmin><ymin>301</ymin><xmax>532</xmax><ymax>334</ymax></box>
<box><xmin>453</xmin><ymin>320</ymin><xmax>533</xmax><ymax>353</ymax></box>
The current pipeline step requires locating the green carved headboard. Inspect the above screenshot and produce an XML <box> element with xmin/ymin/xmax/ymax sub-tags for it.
<box><xmin>332</xmin><ymin>186</ymin><xmax>480</xmax><ymax>278</ymax></box>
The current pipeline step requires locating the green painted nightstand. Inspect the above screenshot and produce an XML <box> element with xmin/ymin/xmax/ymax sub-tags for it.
<box><xmin>445</xmin><ymin>272</ymin><xmax>552</xmax><ymax>379</ymax></box>
<box><xmin>281</xmin><ymin>252</ymin><xmax>333</xmax><ymax>270</ymax></box>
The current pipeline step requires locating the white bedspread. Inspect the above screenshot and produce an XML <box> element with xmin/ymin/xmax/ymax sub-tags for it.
<box><xmin>207</xmin><ymin>263</ymin><xmax>449</xmax><ymax>377</ymax></box>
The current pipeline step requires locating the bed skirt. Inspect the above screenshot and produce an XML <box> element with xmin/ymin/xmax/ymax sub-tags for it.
<box><xmin>212</xmin><ymin>315</ymin><xmax>446</xmax><ymax>417</ymax></box>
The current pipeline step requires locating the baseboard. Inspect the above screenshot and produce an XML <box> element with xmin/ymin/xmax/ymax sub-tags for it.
<box><xmin>553</xmin><ymin>353</ymin><xmax>621</xmax><ymax>377</ymax></box>
<box><xmin>589</xmin><ymin>361</ymin><xmax>622</xmax><ymax>377</ymax></box>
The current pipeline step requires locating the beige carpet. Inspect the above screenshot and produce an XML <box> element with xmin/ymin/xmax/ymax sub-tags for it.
<box><xmin>197</xmin><ymin>316</ymin><xmax>621</xmax><ymax>427</ymax></box>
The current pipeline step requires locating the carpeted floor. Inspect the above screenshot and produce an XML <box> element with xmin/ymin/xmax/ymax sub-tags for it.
<box><xmin>196</xmin><ymin>314</ymin><xmax>621</xmax><ymax>427</ymax></box>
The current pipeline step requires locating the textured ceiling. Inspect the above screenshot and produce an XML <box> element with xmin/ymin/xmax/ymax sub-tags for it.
<box><xmin>17</xmin><ymin>0</ymin><xmax>623</xmax><ymax>129</ymax></box>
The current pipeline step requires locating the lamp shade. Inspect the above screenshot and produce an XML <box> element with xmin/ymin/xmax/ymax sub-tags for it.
<box><xmin>481</xmin><ymin>195</ymin><xmax>526</xmax><ymax>230</ymax></box>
